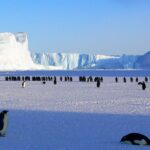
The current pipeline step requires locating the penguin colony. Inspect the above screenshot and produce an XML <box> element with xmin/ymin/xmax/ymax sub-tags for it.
<box><xmin>5</xmin><ymin>76</ymin><xmax>149</xmax><ymax>90</ymax></box>
<box><xmin>6</xmin><ymin>75</ymin><xmax>105</xmax><ymax>88</ymax></box>
<box><xmin>5</xmin><ymin>76</ymin><xmax>74</xmax><ymax>87</ymax></box>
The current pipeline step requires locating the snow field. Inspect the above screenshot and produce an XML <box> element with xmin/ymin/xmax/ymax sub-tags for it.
<box><xmin>0</xmin><ymin>77</ymin><xmax>150</xmax><ymax>149</ymax></box>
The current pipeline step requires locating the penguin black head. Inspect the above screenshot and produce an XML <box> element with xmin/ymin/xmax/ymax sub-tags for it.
<box><xmin>1</xmin><ymin>110</ymin><xmax>8</xmax><ymax>114</ymax></box>
<box><xmin>120</xmin><ymin>136</ymin><xmax>127</xmax><ymax>142</ymax></box>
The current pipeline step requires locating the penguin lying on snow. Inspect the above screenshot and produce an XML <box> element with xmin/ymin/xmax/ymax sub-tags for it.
<box><xmin>120</xmin><ymin>133</ymin><xmax>150</xmax><ymax>145</ymax></box>
<box><xmin>0</xmin><ymin>110</ymin><xmax>8</xmax><ymax>137</ymax></box>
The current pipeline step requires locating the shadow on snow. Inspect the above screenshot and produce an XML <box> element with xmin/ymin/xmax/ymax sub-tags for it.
<box><xmin>1</xmin><ymin>110</ymin><xmax>150</xmax><ymax>150</ymax></box>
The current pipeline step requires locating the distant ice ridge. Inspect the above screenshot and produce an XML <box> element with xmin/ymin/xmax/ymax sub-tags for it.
<box><xmin>0</xmin><ymin>32</ymin><xmax>62</xmax><ymax>70</ymax></box>
<box><xmin>0</xmin><ymin>32</ymin><xmax>149</xmax><ymax>70</ymax></box>
<box><xmin>31</xmin><ymin>52</ymin><xmax>141</xmax><ymax>70</ymax></box>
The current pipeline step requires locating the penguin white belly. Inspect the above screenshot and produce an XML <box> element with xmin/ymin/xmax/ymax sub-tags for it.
<box><xmin>22</xmin><ymin>82</ymin><xmax>26</xmax><ymax>88</ymax></box>
<box><xmin>0</xmin><ymin>114</ymin><xmax>8</xmax><ymax>135</ymax></box>
<box><xmin>134</xmin><ymin>139</ymin><xmax>147</xmax><ymax>145</ymax></box>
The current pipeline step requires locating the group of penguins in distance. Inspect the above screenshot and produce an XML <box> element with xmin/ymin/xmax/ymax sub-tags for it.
<box><xmin>5</xmin><ymin>76</ymin><xmax>149</xmax><ymax>90</ymax></box>
<box><xmin>21</xmin><ymin>76</ymin><xmax>148</xmax><ymax>90</ymax></box>
<box><xmin>2</xmin><ymin>76</ymin><xmax>150</xmax><ymax>145</ymax></box>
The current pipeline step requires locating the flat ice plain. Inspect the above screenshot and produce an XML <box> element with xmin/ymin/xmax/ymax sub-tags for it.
<box><xmin>0</xmin><ymin>72</ymin><xmax>150</xmax><ymax>150</ymax></box>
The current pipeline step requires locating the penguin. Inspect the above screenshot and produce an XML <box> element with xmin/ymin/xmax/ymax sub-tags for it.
<box><xmin>130</xmin><ymin>77</ymin><xmax>133</xmax><ymax>82</ymax></box>
<box><xmin>145</xmin><ymin>77</ymin><xmax>148</xmax><ymax>82</ymax></box>
<box><xmin>54</xmin><ymin>76</ymin><xmax>57</xmax><ymax>85</ymax></box>
<box><xmin>115</xmin><ymin>77</ymin><xmax>118</xmax><ymax>83</ymax></box>
<box><xmin>0</xmin><ymin>110</ymin><xmax>8</xmax><ymax>137</ymax></box>
<box><xmin>5</xmin><ymin>77</ymin><xmax>8</xmax><ymax>81</ymax></box>
<box><xmin>94</xmin><ymin>77</ymin><xmax>99</xmax><ymax>82</ymax></box>
<box><xmin>136</xmin><ymin>77</ymin><xmax>139</xmax><ymax>82</ymax></box>
<box><xmin>120</xmin><ymin>133</ymin><xmax>150</xmax><ymax>145</ymax></box>
<box><xmin>123</xmin><ymin>77</ymin><xmax>126</xmax><ymax>83</ymax></box>
<box><xmin>25</xmin><ymin>76</ymin><xmax>30</xmax><ymax>81</ymax></box>
<box><xmin>69</xmin><ymin>77</ymin><xmax>73</xmax><ymax>82</ymax></box>
<box><xmin>83</xmin><ymin>76</ymin><xmax>86</xmax><ymax>82</ymax></box>
<box><xmin>138</xmin><ymin>81</ymin><xmax>146</xmax><ymax>90</ymax></box>
<box><xmin>22</xmin><ymin>81</ymin><xmax>26</xmax><ymax>88</ymax></box>
<box><xmin>96</xmin><ymin>79</ymin><xmax>100</xmax><ymax>88</ymax></box>
<box><xmin>89</xmin><ymin>76</ymin><xmax>93</xmax><ymax>82</ymax></box>
<box><xmin>65</xmin><ymin>76</ymin><xmax>67</xmax><ymax>82</ymax></box>
<box><xmin>42</xmin><ymin>81</ymin><xmax>46</xmax><ymax>84</ymax></box>
<box><xmin>60</xmin><ymin>76</ymin><xmax>63</xmax><ymax>81</ymax></box>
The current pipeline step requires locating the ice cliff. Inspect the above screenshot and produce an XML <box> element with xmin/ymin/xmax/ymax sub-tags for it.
<box><xmin>0</xmin><ymin>32</ymin><xmax>149</xmax><ymax>70</ymax></box>
<box><xmin>0</xmin><ymin>32</ymin><xmax>62</xmax><ymax>70</ymax></box>
<box><xmin>31</xmin><ymin>53</ymin><xmax>141</xmax><ymax>70</ymax></box>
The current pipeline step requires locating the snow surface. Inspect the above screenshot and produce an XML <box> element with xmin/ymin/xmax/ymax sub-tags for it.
<box><xmin>1</xmin><ymin>74</ymin><xmax>150</xmax><ymax>149</ymax></box>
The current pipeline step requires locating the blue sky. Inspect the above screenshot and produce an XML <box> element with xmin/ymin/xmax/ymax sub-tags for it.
<box><xmin>0</xmin><ymin>0</ymin><xmax>150</xmax><ymax>55</ymax></box>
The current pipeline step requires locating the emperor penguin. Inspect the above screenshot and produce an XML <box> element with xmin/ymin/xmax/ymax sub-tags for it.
<box><xmin>22</xmin><ymin>81</ymin><xmax>26</xmax><ymax>88</ymax></box>
<box><xmin>138</xmin><ymin>81</ymin><xmax>146</xmax><ymax>90</ymax></box>
<box><xmin>115</xmin><ymin>77</ymin><xmax>118</xmax><ymax>83</ymax></box>
<box><xmin>120</xmin><ymin>133</ymin><xmax>150</xmax><ymax>145</ymax></box>
<box><xmin>96</xmin><ymin>79</ymin><xmax>100</xmax><ymax>88</ymax></box>
<box><xmin>0</xmin><ymin>110</ymin><xmax>8</xmax><ymax>137</ymax></box>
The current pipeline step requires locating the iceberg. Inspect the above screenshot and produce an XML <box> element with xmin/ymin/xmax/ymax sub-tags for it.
<box><xmin>31</xmin><ymin>53</ymin><xmax>140</xmax><ymax>70</ymax></box>
<box><xmin>0</xmin><ymin>32</ymin><xmax>149</xmax><ymax>70</ymax></box>
<box><xmin>0</xmin><ymin>32</ymin><xmax>62</xmax><ymax>70</ymax></box>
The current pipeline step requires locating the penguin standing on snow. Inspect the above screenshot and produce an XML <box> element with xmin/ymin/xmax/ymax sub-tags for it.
<box><xmin>96</xmin><ymin>79</ymin><xmax>100</xmax><ymax>88</ymax></box>
<box><xmin>123</xmin><ymin>77</ymin><xmax>126</xmax><ymax>83</ymax></box>
<box><xmin>120</xmin><ymin>133</ymin><xmax>150</xmax><ymax>145</ymax></box>
<box><xmin>0</xmin><ymin>110</ymin><xmax>8</xmax><ymax>137</ymax></box>
<box><xmin>115</xmin><ymin>77</ymin><xmax>118</xmax><ymax>83</ymax></box>
<box><xmin>22</xmin><ymin>81</ymin><xmax>26</xmax><ymax>88</ymax></box>
<box><xmin>136</xmin><ymin>77</ymin><xmax>139</xmax><ymax>82</ymax></box>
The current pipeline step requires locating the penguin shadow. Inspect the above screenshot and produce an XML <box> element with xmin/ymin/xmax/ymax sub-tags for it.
<box><xmin>3</xmin><ymin>110</ymin><xmax>150</xmax><ymax>149</ymax></box>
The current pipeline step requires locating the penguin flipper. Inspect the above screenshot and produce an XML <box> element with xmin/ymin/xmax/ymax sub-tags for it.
<box><xmin>0</xmin><ymin>113</ymin><xmax>4</xmax><ymax>130</ymax></box>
